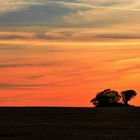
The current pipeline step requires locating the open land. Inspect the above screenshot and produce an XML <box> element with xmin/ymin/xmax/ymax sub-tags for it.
<box><xmin>0</xmin><ymin>107</ymin><xmax>139</xmax><ymax>140</ymax></box>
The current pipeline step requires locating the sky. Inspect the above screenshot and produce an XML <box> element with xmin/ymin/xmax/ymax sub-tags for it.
<box><xmin>0</xmin><ymin>0</ymin><xmax>140</xmax><ymax>106</ymax></box>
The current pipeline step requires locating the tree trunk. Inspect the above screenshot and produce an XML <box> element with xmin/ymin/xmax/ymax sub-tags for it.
<box><xmin>125</xmin><ymin>100</ymin><xmax>128</xmax><ymax>106</ymax></box>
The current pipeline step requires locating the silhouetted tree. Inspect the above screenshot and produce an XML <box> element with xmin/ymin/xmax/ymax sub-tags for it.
<box><xmin>121</xmin><ymin>90</ymin><xmax>137</xmax><ymax>106</ymax></box>
<box><xmin>90</xmin><ymin>89</ymin><xmax>121</xmax><ymax>107</ymax></box>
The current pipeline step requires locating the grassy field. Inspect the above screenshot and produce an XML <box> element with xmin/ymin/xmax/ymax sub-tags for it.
<box><xmin>0</xmin><ymin>107</ymin><xmax>139</xmax><ymax>140</ymax></box>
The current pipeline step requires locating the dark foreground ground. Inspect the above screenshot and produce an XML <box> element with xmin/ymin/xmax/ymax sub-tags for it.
<box><xmin>0</xmin><ymin>107</ymin><xmax>140</xmax><ymax>140</ymax></box>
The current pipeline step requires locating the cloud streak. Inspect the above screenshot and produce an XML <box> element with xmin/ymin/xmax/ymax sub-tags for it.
<box><xmin>48</xmin><ymin>0</ymin><xmax>140</xmax><ymax>11</ymax></box>
<box><xmin>0</xmin><ymin>62</ymin><xmax>65</xmax><ymax>68</ymax></box>
<box><xmin>0</xmin><ymin>30</ymin><xmax>140</xmax><ymax>41</ymax></box>
<box><xmin>0</xmin><ymin>83</ymin><xmax>48</xmax><ymax>90</ymax></box>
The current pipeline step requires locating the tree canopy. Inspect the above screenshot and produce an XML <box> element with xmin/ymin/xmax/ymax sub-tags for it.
<box><xmin>91</xmin><ymin>89</ymin><xmax>137</xmax><ymax>107</ymax></box>
<box><xmin>121</xmin><ymin>90</ymin><xmax>137</xmax><ymax>105</ymax></box>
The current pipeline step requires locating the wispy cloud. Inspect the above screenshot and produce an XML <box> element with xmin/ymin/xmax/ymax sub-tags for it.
<box><xmin>0</xmin><ymin>0</ymin><xmax>139</xmax><ymax>28</ymax></box>
<box><xmin>0</xmin><ymin>0</ymin><xmax>44</xmax><ymax>13</ymax></box>
<box><xmin>95</xmin><ymin>34</ymin><xmax>140</xmax><ymax>39</ymax></box>
<box><xmin>0</xmin><ymin>62</ymin><xmax>65</xmax><ymax>68</ymax></box>
<box><xmin>0</xmin><ymin>0</ymin><xmax>140</xmax><ymax>41</ymax></box>
<box><xmin>0</xmin><ymin>30</ymin><xmax>140</xmax><ymax>41</ymax></box>
<box><xmin>0</xmin><ymin>83</ymin><xmax>48</xmax><ymax>90</ymax></box>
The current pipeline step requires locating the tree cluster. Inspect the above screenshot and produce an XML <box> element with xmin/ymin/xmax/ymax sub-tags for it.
<box><xmin>90</xmin><ymin>89</ymin><xmax>137</xmax><ymax>107</ymax></box>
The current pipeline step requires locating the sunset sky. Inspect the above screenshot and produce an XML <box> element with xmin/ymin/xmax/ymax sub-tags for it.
<box><xmin>0</xmin><ymin>0</ymin><xmax>140</xmax><ymax>106</ymax></box>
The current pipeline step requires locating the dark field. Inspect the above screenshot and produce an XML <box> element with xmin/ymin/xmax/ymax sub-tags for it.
<box><xmin>0</xmin><ymin>107</ymin><xmax>140</xmax><ymax>140</ymax></box>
